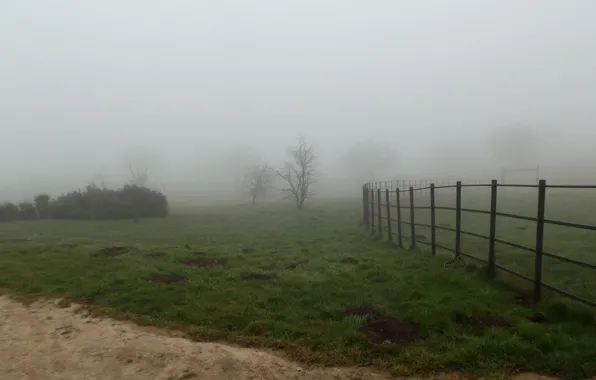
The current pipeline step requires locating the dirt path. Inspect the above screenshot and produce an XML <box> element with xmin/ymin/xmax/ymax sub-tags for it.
<box><xmin>0</xmin><ymin>296</ymin><xmax>556</xmax><ymax>380</ymax></box>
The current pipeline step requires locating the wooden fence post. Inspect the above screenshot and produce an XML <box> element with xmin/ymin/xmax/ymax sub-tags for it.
<box><xmin>362</xmin><ymin>185</ymin><xmax>368</xmax><ymax>228</ymax></box>
<box><xmin>396</xmin><ymin>188</ymin><xmax>403</xmax><ymax>248</ymax></box>
<box><xmin>385</xmin><ymin>189</ymin><xmax>392</xmax><ymax>242</ymax></box>
<box><xmin>409</xmin><ymin>186</ymin><xmax>416</xmax><ymax>250</ymax></box>
<box><xmin>488</xmin><ymin>179</ymin><xmax>498</xmax><ymax>277</ymax></box>
<box><xmin>370</xmin><ymin>189</ymin><xmax>375</xmax><ymax>232</ymax></box>
<box><xmin>534</xmin><ymin>179</ymin><xmax>546</xmax><ymax>303</ymax></box>
<box><xmin>430</xmin><ymin>183</ymin><xmax>436</xmax><ymax>256</ymax></box>
<box><xmin>455</xmin><ymin>181</ymin><xmax>462</xmax><ymax>257</ymax></box>
<box><xmin>377</xmin><ymin>188</ymin><xmax>382</xmax><ymax>234</ymax></box>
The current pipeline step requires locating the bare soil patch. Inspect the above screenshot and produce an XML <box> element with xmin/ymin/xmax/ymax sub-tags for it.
<box><xmin>346</xmin><ymin>307</ymin><xmax>420</xmax><ymax>345</ymax></box>
<box><xmin>260</xmin><ymin>260</ymin><xmax>309</xmax><ymax>271</ymax></box>
<box><xmin>515</xmin><ymin>294</ymin><xmax>534</xmax><ymax>307</ymax></box>
<box><xmin>529</xmin><ymin>312</ymin><xmax>547</xmax><ymax>324</ymax></box>
<box><xmin>93</xmin><ymin>246</ymin><xmax>131</xmax><ymax>257</ymax></box>
<box><xmin>340</xmin><ymin>257</ymin><xmax>359</xmax><ymax>265</ymax></box>
<box><xmin>183</xmin><ymin>259</ymin><xmax>226</xmax><ymax>268</ymax></box>
<box><xmin>454</xmin><ymin>313</ymin><xmax>511</xmax><ymax>331</ymax></box>
<box><xmin>241</xmin><ymin>273</ymin><xmax>277</xmax><ymax>281</ymax></box>
<box><xmin>146</xmin><ymin>252</ymin><xmax>166</xmax><ymax>258</ymax></box>
<box><xmin>146</xmin><ymin>274</ymin><xmax>188</xmax><ymax>284</ymax></box>
<box><xmin>345</xmin><ymin>307</ymin><xmax>382</xmax><ymax>318</ymax></box>
<box><xmin>58</xmin><ymin>243</ymin><xmax>78</xmax><ymax>248</ymax></box>
<box><xmin>363</xmin><ymin>316</ymin><xmax>420</xmax><ymax>345</ymax></box>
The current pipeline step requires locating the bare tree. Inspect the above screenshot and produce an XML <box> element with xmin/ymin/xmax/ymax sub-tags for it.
<box><xmin>91</xmin><ymin>172</ymin><xmax>108</xmax><ymax>189</ymax></box>
<box><xmin>243</xmin><ymin>164</ymin><xmax>274</xmax><ymax>204</ymax></box>
<box><xmin>128</xmin><ymin>164</ymin><xmax>148</xmax><ymax>187</ymax></box>
<box><xmin>277</xmin><ymin>136</ymin><xmax>316</xmax><ymax>210</ymax></box>
<box><xmin>121</xmin><ymin>146</ymin><xmax>162</xmax><ymax>187</ymax></box>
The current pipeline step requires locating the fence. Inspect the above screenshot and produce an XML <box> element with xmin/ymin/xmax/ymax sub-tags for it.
<box><xmin>361</xmin><ymin>180</ymin><xmax>596</xmax><ymax>308</ymax></box>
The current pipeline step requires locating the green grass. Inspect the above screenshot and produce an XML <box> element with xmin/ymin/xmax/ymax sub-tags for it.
<box><xmin>387</xmin><ymin>187</ymin><xmax>596</xmax><ymax>305</ymax></box>
<box><xmin>0</xmin><ymin>199</ymin><xmax>595</xmax><ymax>379</ymax></box>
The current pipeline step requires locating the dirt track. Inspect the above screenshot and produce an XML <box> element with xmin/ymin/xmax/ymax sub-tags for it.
<box><xmin>0</xmin><ymin>296</ymin><xmax>556</xmax><ymax>380</ymax></box>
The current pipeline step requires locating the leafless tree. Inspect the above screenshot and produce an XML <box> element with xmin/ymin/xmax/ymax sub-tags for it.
<box><xmin>277</xmin><ymin>136</ymin><xmax>316</xmax><ymax>210</ymax></box>
<box><xmin>243</xmin><ymin>164</ymin><xmax>274</xmax><ymax>204</ymax></box>
<box><xmin>94</xmin><ymin>173</ymin><xmax>108</xmax><ymax>189</ymax></box>
<box><xmin>128</xmin><ymin>164</ymin><xmax>148</xmax><ymax>187</ymax></box>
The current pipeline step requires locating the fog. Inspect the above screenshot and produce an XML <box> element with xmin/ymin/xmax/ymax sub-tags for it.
<box><xmin>2</xmin><ymin>1</ymin><xmax>596</xmax><ymax>201</ymax></box>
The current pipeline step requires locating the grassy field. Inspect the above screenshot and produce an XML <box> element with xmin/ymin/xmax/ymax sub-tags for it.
<box><xmin>387</xmin><ymin>186</ymin><xmax>596</xmax><ymax>306</ymax></box>
<box><xmin>0</xmin><ymin>198</ymin><xmax>595</xmax><ymax>379</ymax></box>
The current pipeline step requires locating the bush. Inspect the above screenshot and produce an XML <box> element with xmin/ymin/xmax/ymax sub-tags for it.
<box><xmin>18</xmin><ymin>202</ymin><xmax>38</xmax><ymax>220</ymax></box>
<box><xmin>34</xmin><ymin>194</ymin><xmax>51</xmax><ymax>219</ymax></box>
<box><xmin>49</xmin><ymin>184</ymin><xmax>168</xmax><ymax>220</ymax></box>
<box><xmin>119</xmin><ymin>185</ymin><xmax>168</xmax><ymax>218</ymax></box>
<box><xmin>0</xmin><ymin>184</ymin><xmax>168</xmax><ymax>222</ymax></box>
<box><xmin>0</xmin><ymin>202</ymin><xmax>19</xmax><ymax>222</ymax></box>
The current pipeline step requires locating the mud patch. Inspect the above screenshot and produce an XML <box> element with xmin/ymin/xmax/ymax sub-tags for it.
<box><xmin>183</xmin><ymin>259</ymin><xmax>226</xmax><ymax>268</ymax></box>
<box><xmin>345</xmin><ymin>307</ymin><xmax>382</xmax><ymax>318</ymax></box>
<box><xmin>93</xmin><ymin>246</ymin><xmax>131</xmax><ymax>257</ymax></box>
<box><xmin>146</xmin><ymin>274</ymin><xmax>188</xmax><ymax>284</ymax></box>
<box><xmin>515</xmin><ymin>294</ymin><xmax>534</xmax><ymax>307</ymax></box>
<box><xmin>363</xmin><ymin>316</ymin><xmax>420</xmax><ymax>345</ymax></box>
<box><xmin>240</xmin><ymin>273</ymin><xmax>277</xmax><ymax>281</ymax></box>
<box><xmin>146</xmin><ymin>252</ymin><xmax>166</xmax><ymax>258</ymax></box>
<box><xmin>340</xmin><ymin>257</ymin><xmax>359</xmax><ymax>265</ymax></box>
<box><xmin>529</xmin><ymin>312</ymin><xmax>547</xmax><ymax>324</ymax></box>
<box><xmin>58</xmin><ymin>243</ymin><xmax>78</xmax><ymax>248</ymax></box>
<box><xmin>283</xmin><ymin>259</ymin><xmax>309</xmax><ymax>269</ymax></box>
<box><xmin>260</xmin><ymin>259</ymin><xmax>309</xmax><ymax>271</ymax></box>
<box><xmin>454</xmin><ymin>313</ymin><xmax>511</xmax><ymax>331</ymax></box>
<box><xmin>346</xmin><ymin>307</ymin><xmax>420</xmax><ymax>345</ymax></box>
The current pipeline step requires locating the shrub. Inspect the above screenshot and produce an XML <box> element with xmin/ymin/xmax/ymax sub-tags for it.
<box><xmin>118</xmin><ymin>185</ymin><xmax>168</xmax><ymax>218</ymax></box>
<box><xmin>34</xmin><ymin>194</ymin><xmax>51</xmax><ymax>219</ymax></box>
<box><xmin>49</xmin><ymin>184</ymin><xmax>168</xmax><ymax>220</ymax></box>
<box><xmin>18</xmin><ymin>202</ymin><xmax>38</xmax><ymax>220</ymax></box>
<box><xmin>0</xmin><ymin>202</ymin><xmax>19</xmax><ymax>222</ymax></box>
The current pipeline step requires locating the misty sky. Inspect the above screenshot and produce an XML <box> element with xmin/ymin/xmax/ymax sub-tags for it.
<box><xmin>2</xmin><ymin>1</ymin><xmax>596</xmax><ymax>196</ymax></box>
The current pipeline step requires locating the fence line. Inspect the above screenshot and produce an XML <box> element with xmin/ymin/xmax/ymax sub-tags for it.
<box><xmin>362</xmin><ymin>180</ymin><xmax>596</xmax><ymax>308</ymax></box>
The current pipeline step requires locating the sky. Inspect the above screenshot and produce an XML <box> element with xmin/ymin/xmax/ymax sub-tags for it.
<box><xmin>2</xmin><ymin>0</ymin><xmax>596</xmax><ymax>198</ymax></box>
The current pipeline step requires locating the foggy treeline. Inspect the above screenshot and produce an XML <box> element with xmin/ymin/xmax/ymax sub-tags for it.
<box><xmin>2</xmin><ymin>1</ymin><xmax>596</xmax><ymax>203</ymax></box>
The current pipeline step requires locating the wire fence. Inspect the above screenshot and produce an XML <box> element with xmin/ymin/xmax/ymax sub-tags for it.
<box><xmin>362</xmin><ymin>180</ymin><xmax>596</xmax><ymax>308</ymax></box>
